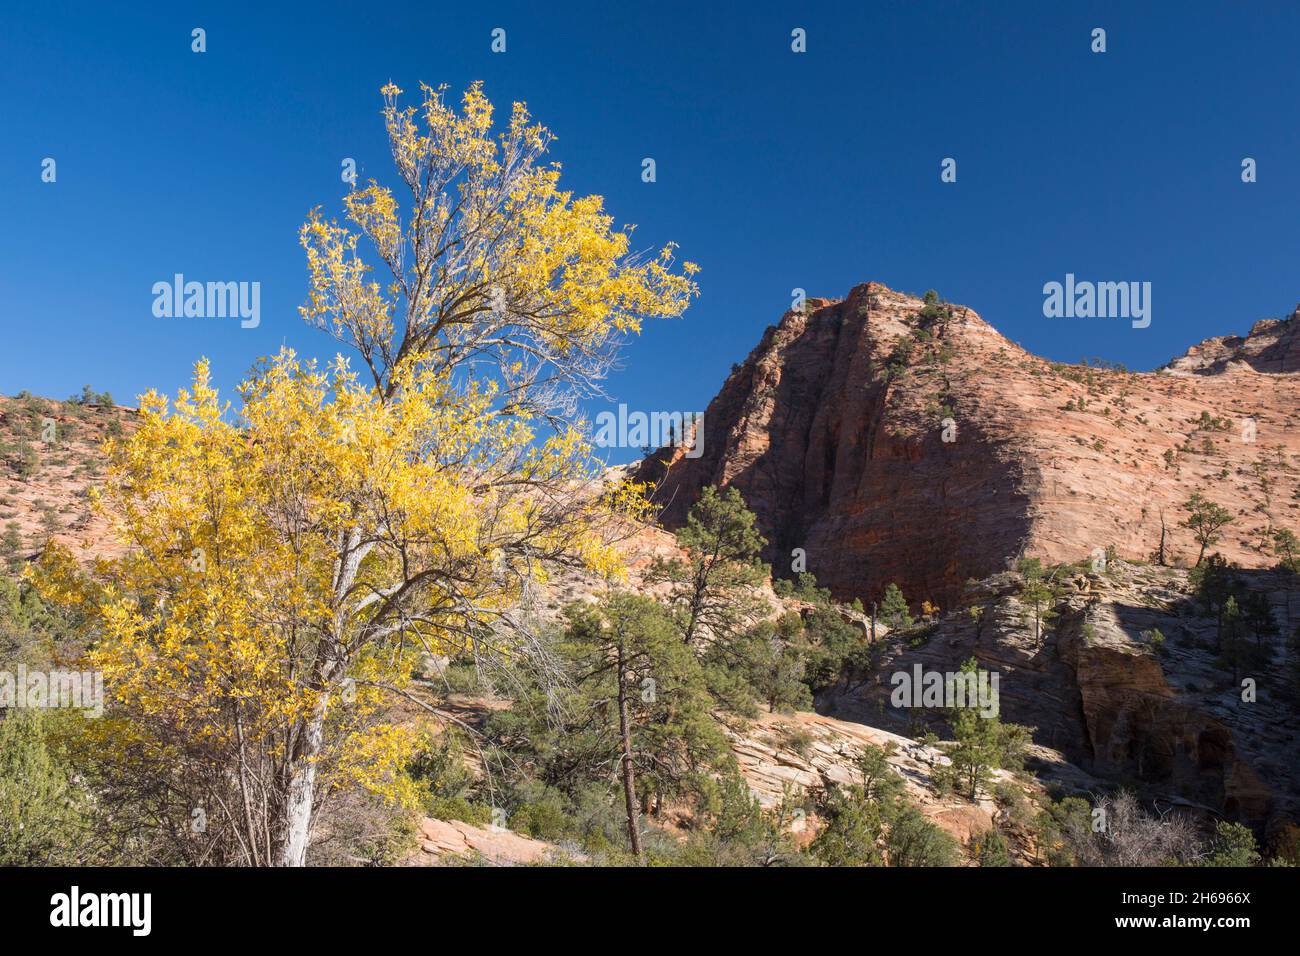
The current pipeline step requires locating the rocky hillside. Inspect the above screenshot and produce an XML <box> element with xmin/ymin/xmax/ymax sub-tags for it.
<box><xmin>820</xmin><ymin>559</ymin><xmax>1299</xmax><ymax>838</ymax></box>
<box><xmin>724</xmin><ymin>708</ymin><xmax>1045</xmax><ymax>861</ymax></box>
<box><xmin>635</xmin><ymin>282</ymin><xmax>1300</xmax><ymax>610</ymax></box>
<box><xmin>0</xmin><ymin>393</ymin><xmax>133</xmax><ymax>568</ymax></box>
<box><xmin>6</xmin><ymin>306</ymin><xmax>1297</xmax><ymax>860</ymax></box>
<box><xmin>400</xmin><ymin>687</ymin><xmax>1053</xmax><ymax>866</ymax></box>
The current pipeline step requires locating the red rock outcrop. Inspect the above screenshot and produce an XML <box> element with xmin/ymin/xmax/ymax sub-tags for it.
<box><xmin>635</xmin><ymin>282</ymin><xmax>1300</xmax><ymax>611</ymax></box>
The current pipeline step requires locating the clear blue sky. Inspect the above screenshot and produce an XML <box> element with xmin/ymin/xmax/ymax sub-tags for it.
<box><xmin>3</xmin><ymin>1</ymin><xmax>1298</xmax><ymax>462</ymax></box>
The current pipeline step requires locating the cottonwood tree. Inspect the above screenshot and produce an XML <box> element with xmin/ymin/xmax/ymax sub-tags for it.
<box><xmin>303</xmin><ymin>82</ymin><xmax>697</xmax><ymax>414</ymax></box>
<box><xmin>32</xmin><ymin>81</ymin><xmax>697</xmax><ymax>866</ymax></box>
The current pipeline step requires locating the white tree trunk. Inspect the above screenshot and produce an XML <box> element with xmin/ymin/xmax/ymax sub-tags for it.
<box><xmin>277</xmin><ymin>533</ymin><xmax>362</xmax><ymax>866</ymax></box>
<box><xmin>277</xmin><ymin>698</ymin><xmax>328</xmax><ymax>867</ymax></box>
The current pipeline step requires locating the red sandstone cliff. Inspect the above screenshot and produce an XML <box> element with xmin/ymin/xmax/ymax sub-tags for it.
<box><xmin>635</xmin><ymin>282</ymin><xmax>1300</xmax><ymax>610</ymax></box>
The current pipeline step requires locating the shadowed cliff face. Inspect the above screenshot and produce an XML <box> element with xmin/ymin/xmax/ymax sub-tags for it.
<box><xmin>636</xmin><ymin>282</ymin><xmax>1300</xmax><ymax>612</ymax></box>
<box><xmin>818</xmin><ymin>562</ymin><xmax>1300</xmax><ymax>834</ymax></box>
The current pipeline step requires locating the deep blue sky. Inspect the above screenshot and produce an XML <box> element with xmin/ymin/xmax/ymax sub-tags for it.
<box><xmin>4</xmin><ymin>1</ymin><xmax>1298</xmax><ymax>462</ymax></box>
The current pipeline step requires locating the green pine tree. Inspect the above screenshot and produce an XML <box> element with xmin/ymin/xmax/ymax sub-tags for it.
<box><xmin>884</xmin><ymin>803</ymin><xmax>960</xmax><ymax>866</ymax></box>
<box><xmin>878</xmin><ymin>582</ymin><xmax>912</xmax><ymax>630</ymax></box>
<box><xmin>562</xmin><ymin>593</ymin><xmax>731</xmax><ymax>862</ymax></box>
<box><xmin>810</xmin><ymin>784</ymin><xmax>884</xmax><ymax>866</ymax></box>
<box><xmin>646</xmin><ymin>485</ymin><xmax>768</xmax><ymax>647</ymax></box>
<box><xmin>935</xmin><ymin>658</ymin><xmax>1033</xmax><ymax>800</ymax></box>
<box><xmin>0</xmin><ymin>711</ymin><xmax>94</xmax><ymax>865</ymax></box>
<box><xmin>970</xmin><ymin>827</ymin><xmax>1013</xmax><ymax>866</ymax></box>
<box><xmin>1016</xmin><ymin>557</ymin><xmax>1059</xmax><ymax>646</ymax></box>
<box><xmin>1181</xmin><ymin>493</ymin><xmax>1233</xmax><ymax>566</ymax></box>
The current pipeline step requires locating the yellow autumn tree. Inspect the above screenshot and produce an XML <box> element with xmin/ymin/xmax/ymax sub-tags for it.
<box><xmin>32</xmin><ymin>81</ymin><xmax>697</xmax><ymax>866</ymax></box>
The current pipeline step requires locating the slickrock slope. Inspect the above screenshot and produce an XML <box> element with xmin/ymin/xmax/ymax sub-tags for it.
<box><xmin>727</xmin><ymin>708</ymin><xmax>1048</xmax><ymax>861</ymax></box>
<box><xmin>407</xmin><ymin>817</ymin><xmax>573</xmax><ymax>866</ymax></box>
<box><xmin>635</xmin><ymin>283</ymin><xmax>1300</xmax><ymax>610</ymax></box>
<box><xmin>399</xmin><ymin>691</ymin><xmax>1032</xmax><ymax>864</ymax></box>
<box><xmin>821</xmin><ymin>561</ymin><xmax>1300</xmax><ymax>835</ymax></box>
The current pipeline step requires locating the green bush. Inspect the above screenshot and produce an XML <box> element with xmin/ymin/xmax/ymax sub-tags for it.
<box><xmin>0</xmin><ymin>711</ymin><xmax>95</xmax><ymax>864</ymax></box>
<box><xmin>884</xmin><ymin>804</ymin><xmax>960</xmax><ymax>866</ymax></box>
<box><xmin>970</xmin><ymin>827</ymin><xmax>1013</xmax><ymax>866</ymax></box>
<box><xmin>1203</xmin><ymin>820</ymin><xmax>1260</xmax><ymax>867</ymax></box>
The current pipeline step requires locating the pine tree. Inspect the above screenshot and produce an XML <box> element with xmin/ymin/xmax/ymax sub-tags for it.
<box><xmin>884</xmin><ymin>803</ymin><xmax>960</xmax><ymax>866</ymax></box>
<box><xmin>564</xmin><ymin>593</ymin><xmax>729</xmax><ymax>862</ymax></box>
<box><xmin>1219</xmin><ymin>595</ymin><xmax>1244</xmax><ymax>683</ymax></box>
<box><xmin>1203</xmin><ymin>820</ymin><xmax>1260</xmax><ymax>867</ymax></box>
<box><xmin>878</xmin><ymin>582</ymin><xmax>912</xmax><ymax>630</ymax></box>
<box><xmin>1182</xmin><ymin>493</ymin><xmax>1234</xmax><ymax>566</ymax></box>
<box><xmin>1272</xmin><ymin>528</ymin><xmax>1300</xmax><ymax>572</ymax></box>
<box><xmin>729</xmin><ymin>614</ymin><xmax>813</xmax><ymax>713</ymax></box>
<box><xmin>646</xmin><ymin>485</ymin><xmax>768</xmax><ymax>646</ymax></box>
<box><xmin>1016</xmin><ymin>557</ymin><xmax>1058</xmax><ymax>646</ymax></box>
<box><xmin>970</xmin><ymin>827</ymin><xmax>1013</xmax><ymax>866</ymax></box>
<box><xmin>0</xmin><ymin>712</ymin><xmax>94</xmax><ymax>865</ymax></box>
<box><xmin>852</xmin><ymin>743</ymin><xmax>904</xmax><ymax>803</ymax></box>
<box><xmin>935</xmin><ymin>658</ymin><xmax>1033</xmax><ymax>800</ymax></box>
<box><xmin>810</xmin><ymin>784</ymin><xmax>884</xmax><ymax>866</ymax></box>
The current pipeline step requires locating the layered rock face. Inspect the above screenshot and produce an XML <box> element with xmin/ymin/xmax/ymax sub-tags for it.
<box><xmin>1164</xmin><ymin>309</ymin><xmax>1300</xmax><ymax>374</ymax></box>
<box><xmin>726</xmin><ymin>708</ymin><xmax>1042</xmax><ymax>859</ymax></box>
<box><xmin>635</xmin><ymin>283</ymin><xmax>1300</xmax><ymax>610</ymax></box>
<box><xmin>820</xmin><ymin>562</ymin><xmax>1300</xmax><ymax>834</ymax></box>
